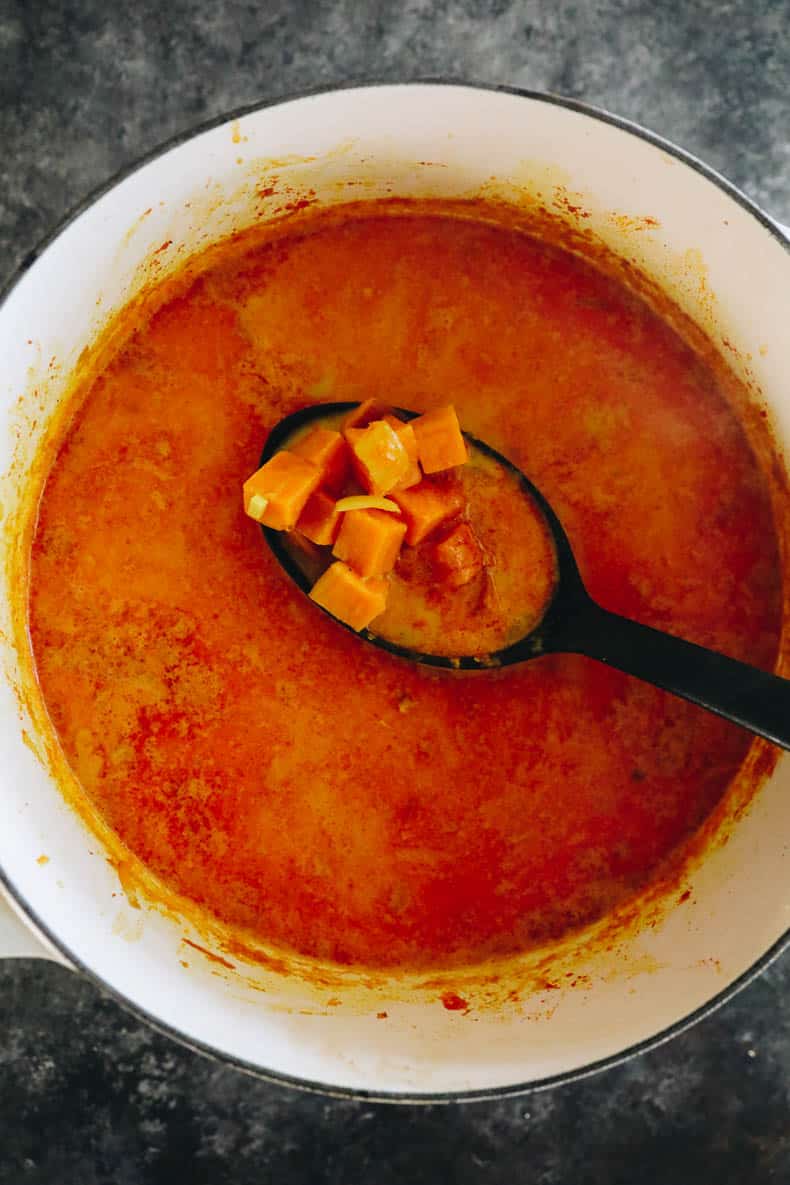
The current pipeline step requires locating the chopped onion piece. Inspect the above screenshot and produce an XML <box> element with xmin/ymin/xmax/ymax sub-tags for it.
<box><xmin>335</xmin><ymin>495</ymin><xmax>400</xmax><ymax>513</ymax></box>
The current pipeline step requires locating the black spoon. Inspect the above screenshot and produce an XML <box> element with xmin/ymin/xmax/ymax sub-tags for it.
<box><xmin>260</xmin><ymin>401</ymin><xmax>790</xmax><ymax>750</ymax></box>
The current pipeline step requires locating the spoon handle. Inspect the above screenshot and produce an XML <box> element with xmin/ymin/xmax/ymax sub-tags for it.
<box><xmin>557</xmin><ymin>601</ymin><xmax>790</xmax><ymax>749</ymax></box>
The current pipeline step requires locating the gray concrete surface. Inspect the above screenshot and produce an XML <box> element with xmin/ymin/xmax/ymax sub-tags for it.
<box><xmin>1</xmin><ymin>2</ymin><xmax>789</xmax><ymax>1182</ymax></box>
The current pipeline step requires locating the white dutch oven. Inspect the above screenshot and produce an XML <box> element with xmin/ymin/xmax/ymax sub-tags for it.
<box><xmin>1</xmin><ymin>83</ymin><xmax>789</xmax><ymax>1101</ymax></box>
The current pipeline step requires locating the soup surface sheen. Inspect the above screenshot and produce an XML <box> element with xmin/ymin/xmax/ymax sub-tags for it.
<box><xmin>28</xmin><ymin>205</ymin><xmax>781</xmax><ymax>968</ymax></box>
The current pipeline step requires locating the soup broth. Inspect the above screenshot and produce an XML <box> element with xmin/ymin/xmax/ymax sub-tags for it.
<box><xmin>28</xmin><ymin>205</ymin><xmax>782</xmax><ymax>968</ymax></box>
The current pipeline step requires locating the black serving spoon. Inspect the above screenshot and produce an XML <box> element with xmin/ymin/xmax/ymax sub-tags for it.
<box><xmin>260</xmin><ymin>401</ymin><xmax>790</xmax><ymax>750</ymax></box>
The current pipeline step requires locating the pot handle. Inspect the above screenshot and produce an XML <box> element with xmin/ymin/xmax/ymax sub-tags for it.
<box><xmin>0</xmin><ymin>887</ymin><xmax>73</xmax><ymax>966</ymax></box>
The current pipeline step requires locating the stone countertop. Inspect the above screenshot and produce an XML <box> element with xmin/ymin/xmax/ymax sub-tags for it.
<box><xmin>1</xmin><ymin>1</ymin><xmax>789</xmax><ymax>1181</ymax></box>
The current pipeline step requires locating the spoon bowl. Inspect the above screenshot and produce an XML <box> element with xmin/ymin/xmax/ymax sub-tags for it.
<box><xmin>260</xmin><ymin>401</ymin><xmax>790</xmax><ymax>748</ymax></box>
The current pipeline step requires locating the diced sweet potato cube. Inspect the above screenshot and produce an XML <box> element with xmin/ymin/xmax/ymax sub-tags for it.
<box><xmin>290</xmin><ymin>427</ymin><xmax>349</xmax><ymax>494</ymax></box>
<box><xmin>310</xmin><ymin>562</ymin><xmax>388</xmax><ymax>631</ymax></box>
<box><xmin>395</xmin><ymin>423</ymin><xmax>422</xmax><ymax>490</ymax></box>
<box><xmin>411</xmin><ymin>405</ymin><xmax>468</xmax><ymax>473</ymax></box>
<box><xmin>333</xmin><ymin>507</ymin><xmax>407</xmax><ymax>577</ymax></box>
<box><xmin>384</xmin><ymin>416</ymin><xmax>422</xmax><ymax>490</ymax></box>
<box><xmin>434</xmin><ymin>522</ymin><xmax>484</xmax><ymax>588</ymax></box>
<box><xmin>389</xmin><ymin>479</ymin><xmax>465</xmax><ymax>546</ymax></box>
<box><xmin>342</xmin><ymin>398</ymin><xmax>390</xmax><ymax>431</ymax></box>
<box><xmin>345</xmin><ymin>421</ymin><xmax>411</xmax><ymax>496</ymax></box>
<box><xmin>296</xmin><ymin>489</ymin><xmax>342</xmax><ymax>545</ymax></box>
<box><xmin>243</xmin><ymin>451</ymin><xmax>321</xmax><ymax>530</ymax></box>
<box><xmin>289</xmin><ymin>531</ymin><xmax>326</xmax><ymax>567</ymax></box>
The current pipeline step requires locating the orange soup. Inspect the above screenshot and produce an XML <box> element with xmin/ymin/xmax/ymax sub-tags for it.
<box><xmin>28</xmin><ymin>204</ymin><xmax>782</xmax><ymax>968</ymax></box>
